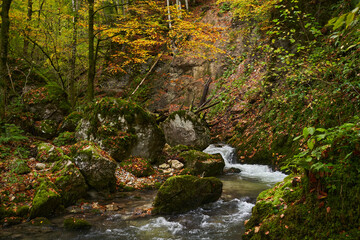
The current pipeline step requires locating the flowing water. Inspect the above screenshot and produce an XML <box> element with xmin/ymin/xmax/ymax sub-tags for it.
<box><xmin>1</xmin><ymin>144</ymin><xmax>287</xmax><ymax>240</ymax></box>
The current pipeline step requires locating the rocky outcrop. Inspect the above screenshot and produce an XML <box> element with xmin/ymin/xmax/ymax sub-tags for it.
<box><xmin>160</xmin><ymin>111</ymin><xmax>211</xmax><ymax>150</ymax></box>
<box><xmin>153</xmin><ymin>175</ymin><xmax>222</xmax><ymax>214</ymax></box>
<box><xmin>179</xmin><ymin>150</ymin><xmax>224</xmax><ymax>176</ymax></box>
<box><xmin>75</xmin><ymin>98</ymin><xmax>165</xmax><ymax>162</ymax></box>
<box><xmin>72</xmin><ymin>141</ymin><xmax>117</xmax><ymax>192</ymax></box>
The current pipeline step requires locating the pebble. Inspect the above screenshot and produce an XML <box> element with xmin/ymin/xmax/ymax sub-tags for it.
<box><xmin>35</xmin><ymin>163</ymin><xmax>46</xmax><ymax>170</ymax></box>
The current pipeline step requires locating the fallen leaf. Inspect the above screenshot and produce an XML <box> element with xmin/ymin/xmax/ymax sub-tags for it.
<box><xmin>285</xmin><ymin>225</ymin><xmax>288</xmax><ymax>229</ymax></box>
<box><xmin>255</xmin><ymin>226</ymin><xmax>260</xmax><ymax>233</ymax></box>
<box><xmin>280</xmin><ymin>214</ymin><xmax>285</xmax><ymax>218</ymax></box>
<box><xmin>265</xmin><ymin>231</ymin><xmax>270</xmax><ymax>235</ymax></box>
<box><xmin>326</xmin><ymin>207</ymin><xmax>331</xmax><ymax>213</ymax></box>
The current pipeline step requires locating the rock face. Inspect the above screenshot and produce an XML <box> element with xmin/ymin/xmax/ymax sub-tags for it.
<box><xmin>72</xmin><ymin>141</ymin><xmax>117</xmax><ymax>192</ymax></box>
<box><xmin>153</xmin><ymin>175</ymin><xmax>222</xmax><ymax>214</ymax></box>
<box><xmin>29</xmin><ymin>181</ymin><xmax>61</xmax><ymax>219</ymax></box>
<box><xmin>179</xmin><ymin>150</ymin><xmax>225</xmax><ymax>177</ymax></box>
<box><xmin>160</xmin><ymin>111</ymin><xmax>211</xmax><ymax>150</ymax></box>
<box><xmin>75</xmin><ymin>98</ymin><xmax>165</xmax><ymax>162</ymax></box>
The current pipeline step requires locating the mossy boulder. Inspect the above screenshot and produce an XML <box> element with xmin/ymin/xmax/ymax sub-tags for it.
<box><xmin>10</xmin><ymin>159</ymin><xmax>31</xmax><ymax>175</ymax></box>
<box><xmin>120</xmin><ymin>157</ymin><xmax>155</xmax><ymax>177</ymax></box>
<box><xmin>29</xmin><ymin>180</ymin><xmax>62</xmax><ymax>219</ymax></box>
<box><xmin>72</xmin><ymin>141</ymin><xmax>117</xmax><ymax>192</ymax></box>
<box><xmin>153</xmin><ymin>175</ymin><xmax>222</xmax><ymax>214</ymax></box>
<box><xmin>63</xmin><ymin>217</ymin><xmax>92</xmax><ymax>230</ymax></box>
<box><xmin>52</xmin><ymin>157</ymin><xmax>88</xmax><ymax>206</ymax></box>
<box><xmin>37</xmin><ymin>142</ymin><xmax>64</xmax><ymax>162</ymax></box>
<box><xmin>160</xmin><ymin>111</ymin><xmax>211</xmax><ymax>150</ymax></box>
<box><xmin>59</xmin><ymin>111</ymin><xmax>83</xmax><ymax>133</ymax></box>
<box><xmin>33</xmin><ymin>119</ymin><xmax>59</xmax><ymax>138</ymax></box>
<box><xmin>53</xmin><ymin>131</ymin><xmax>77</xmax><ymax>146</ymax></box>
<box><xmin>75</xmin><ymin>98</ymin><xmax>165</xmax><ymax>162</ymax></box>
<box><xmin>23</xmin><ymin>86</ymin><xmax>70</xmax><ymax>123</ymax></box>
<box><xmin>179</xmin><ymin>150</ymin><xmax>225</xmax><ymax>176</ymax></box>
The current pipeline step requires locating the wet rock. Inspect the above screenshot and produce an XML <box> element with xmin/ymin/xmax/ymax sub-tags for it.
<box><xmin>72</xmin><ymin>141</ymin><xmax>117</xmax><ymax>192</ymax></box>
<box><xmin>75</xmin><ymin>98</ymin><xmax>165</xmax><ymax>162</ymax></box>
<box><xmin>51</xmin><ymin>157</ymin><xmax>88</xmax><ymax>206</ymax></box>
<box><xmin>37</xmin><ymin>143</ymin><xmax>64</xmax><ymax>162</ymax></box>
<box><xmin>63</xmin><ymin>217</ymin><xmax>92</xmax><ymax>230</ymax></box>
<box><xmin>179</xmin><ymin>150</ymin><xmax>225</xmax><ymax>176</ymax></box>
<box><xmin>29</xmin><ymin>180</ymin><xmax>61</xmax><ymax>219</ymax></box>
<box><xmin>224</xmin><ymin>167</ymin><xmax>241</xmax><ymax>174</ymax></box>
<box><xmin>153</xmin><ymin>175</ymin><xmax>222</xmax><ymax>214</ymax></box>
<box><xmin>160</xmin><ymin>111</ymin><xmax>211</xmax><ymax>150</ymax></box>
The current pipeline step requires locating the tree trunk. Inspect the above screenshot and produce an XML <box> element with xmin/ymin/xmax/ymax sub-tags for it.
<box><xmin>0</xmin><ymin>0</ymin><xmax>13</xmax><ymax>120</ymax></box>
<box><xmin>166</xmin><ymin>0</ymin><xmax>172</xmax><ymax>29</ymax></box>
<box><xmin>23</xmin><ymin>0</ymin><xmax>33</xmax><ymax>55</ymax></box>
<box><xmin>87</xmin><ymin>0</ymin><xmax>95</xmax><ymax>102</ymax></box>
<box><xmin>69</xmin><ymin>0</ymin><xmax>78</xmax><ymax>108</ymax></box>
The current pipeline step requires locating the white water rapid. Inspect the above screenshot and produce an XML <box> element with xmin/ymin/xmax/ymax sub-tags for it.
<box><xmin>203</xmin><ymin>143</ymin><xmax>287</xmax><ymax>186</ymax></box>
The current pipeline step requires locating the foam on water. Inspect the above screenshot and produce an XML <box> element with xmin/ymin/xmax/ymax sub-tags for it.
<box><xmin>203</xmin><ymin>144</ymin><xmax>287</xmax><ymax>185</ymax></box>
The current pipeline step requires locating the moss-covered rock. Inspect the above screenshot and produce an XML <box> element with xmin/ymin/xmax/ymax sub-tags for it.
<box><xmin>37</xmin><ymin>142</ymin><xmax>64</xmax><ymax>162</ymax></box>
<box><xmin>15</xmin><ymin>205</ymin><xmax>30</xmax><ymax>217</ymax></box>
<box><xmin>160</xmin><ymin>111</ymin><xmax>211</xmax><ymax>150</ymax></box>
<box><xmin>59</xmin><ymin>111</ymin><xmax>83</xmax><ymax>133</ymax></box>
<box><xmin>75</xmin><ymin>98</ymin><xmax>165</xmax><ymax>162</ymax></box>
<box><xmin>120</xmin><ymin>157</ymin><xmax>155</xmax><ymax>177</ymax></box>
<box><xmin>33</xmin><ymin>119</ymin><xmax>59</xmax><ymax>138</ymax></box>
<box><xmin>29</xmin><ymin>180</ymin><xmax>62</xmax><ymax>219</ymax></box>
<box><xmin>53</xmin><ymin>131</ymin><xmax>77</xmax><ymax>146</ymax></box>
<box><xmin>153</xmin><ymin>175</ymin><xmax>222</xmax><ymax>214</ymax></box>
<box><xmin>52</xmin><ymin>156</ymin><xmax>88</xmax><ymax>206</ymax></box>
<box><xmin>63</xmin><ymin>217</ymin><xmax>91</xmax><ymax>230</ymax></box>
<box><xmin>29</xmin><ymin>217</ymin><xmax>52</xmax><ymax>226</ymax></box>
<box><xmin>23</xmin><ymin>85</ymin><xmax>70</xmax><ymax>123</ymax></box>
<box><xmin>179</xmin><ymin>150</ymin><xmax>224</xmax><ymax>176</ymax></box>
<box><xmin>72</xmin><ymin>141</ymin><xmax>117</xmax><ymax>192</ymax></box>
<box><xmin>10</xmin><ymin>159</ymin><xmax>31</xmax><ymax>175</ymax></box>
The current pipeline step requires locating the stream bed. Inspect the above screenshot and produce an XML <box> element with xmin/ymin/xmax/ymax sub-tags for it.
<box><xmin>1</xmin><ymin>144</ymin><xmax>286</xmax><ymax>240</ymax></box>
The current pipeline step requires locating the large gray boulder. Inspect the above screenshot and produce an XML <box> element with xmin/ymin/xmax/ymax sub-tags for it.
<box><xmin>153</xmin><ymin>175</ymin><xmax>222</xmax><ymax>214</ymax></box>
<box><xmin>75</xmin><ymin>98</ymin><xmax>165</xmax><ymax>162</ymax></box>
<box><xmin>160</xmin><ymin>111</ymin><xmax>211</xmax><ymax>150</ymax></box>
<box><xmin>72</xmin><ymin>141</ymin><xmax>117</xmax><ymax>192</ymax></box>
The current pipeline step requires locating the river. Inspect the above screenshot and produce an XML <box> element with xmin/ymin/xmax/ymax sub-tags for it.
<box><xmin>1</xmin><ymin>144</ymin><xmax>286</xmax><ymax>240</ymax></box>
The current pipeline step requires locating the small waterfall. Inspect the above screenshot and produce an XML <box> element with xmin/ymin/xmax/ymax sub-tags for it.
<box><xmin>203</xmin><ymin>144</ymin><xmax>287</xmax><ymax>185</ymax></box>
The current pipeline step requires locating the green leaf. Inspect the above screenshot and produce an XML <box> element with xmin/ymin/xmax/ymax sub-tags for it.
<box><xmin>307</xmin><ymin>138</ymin><xmax>316</xmax><ymax>150</ymax></box>
<box><xmin>333</xmin><ymin>14</ymin><xmax>347</xmax><ymax>30</ymax></box>
<box><xmin>346</xmin><ymin>12</ymin><xmax>355</xmax><ymax>28</ymax></box>
<box><xmin>303</xmin><ymin>127</ymin><xmax>309</xmax><ymax>138</ymax></box>
<box><xmin>293</xmin><ymin>135</ymin><xmax>302</xmax><ymax>141</ymax></box>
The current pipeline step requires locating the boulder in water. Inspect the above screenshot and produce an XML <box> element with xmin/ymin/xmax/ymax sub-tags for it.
<box><xmin>153</xmin><ymin>175</ymin><xmax>222</xmax><ymax>214</ymax></box>
<box><xmin>179</xmin><ymin>150</ymin><xmax>225</xmax><ymax>176</ymax></box>
<box><xmin>160</xmin><ymin>111</ymin><xmax>211</xmax><ymax>150</ymax></box>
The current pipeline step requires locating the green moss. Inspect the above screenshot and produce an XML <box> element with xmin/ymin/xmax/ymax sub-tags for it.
<box><xmin>10</xmin><ymin>159</ymin><xmax>31</xmax><ymax>175</ymax></box>
<box><xmin>153</xmin><ymin>175</ymin><xmax>222</xmax><ymax>214</ymax></box>
<box><xmin>29</xmin><ymin>180</ymin><xmax>62</xmax><ymax>219</ymax></box>
<box><xmin>29</xmin><ymin>217</ymin><xmax>51</xmax><ymax>226</ymax></box>
<box><xmin>16</xmin><ymin>205</ymin><xmax>30</xmax><ymax>217</ymax></box>
<box><xmin>63</xmin><ymin>217</ymin><xmax>91</xmax><ymax>230</ymax></box>
<box><xmin>34</xmin><ymin>120</ymin><xmax>58</xmax><ymax>138</ymax></box>
<box><xmin>53</xmin><ymin>131</ymin><xmax>77</xmax><ymax>146</ymax></box>
<box><xmin>179</xmin><ymin>150</ymin><xmax>224</xmax><ymax>176</ymax></box>
<box><xmin>59</xmin><ymin>112</ymin><xmax>83</xmax><ymax>132</ymax></box>
<box><xmin>37</xmin><ymin>142</ymin><xmax>64</xmax><ymax>162</ymax></box>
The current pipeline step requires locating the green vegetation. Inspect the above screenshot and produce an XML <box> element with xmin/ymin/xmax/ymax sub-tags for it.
<box><xmin>63</xmin><ymin>217</ymin><xmax>92</xmax><ymax>230</ymax></box>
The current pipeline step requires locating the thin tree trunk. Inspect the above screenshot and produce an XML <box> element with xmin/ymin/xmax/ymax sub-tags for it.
<box><xmin>0</xmin><ymin>0</ymin><xmax>13</xmax><ymax>120</ymax></box>
<box><xmin>23</xmin><ymin>0</ymin><xmax>33</xmax><ymax>55</ymax></box>
<box><xmin>69</xmin><ymin>0</ymin><xmax>78</xmax><ymax>108</ymax></box>
<box><xmin>185</xmin><ymin>0</ymin><xmax>189</xmax><ymax>12</ymax></box>
<box><xmin>87</xmin><ymin>0</ymin><xmax>95</xmax><ymax>101</ymax></box>
<box><xmin>166</xmin><ymin>0</ymin><xmax>172</xmax><ymax>29</ymax></box>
